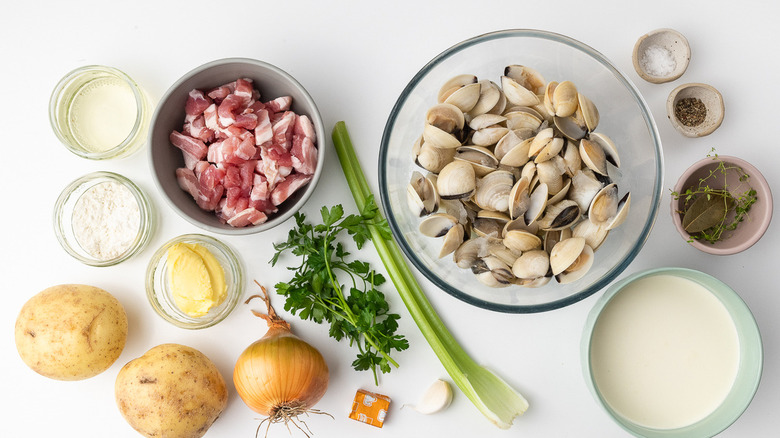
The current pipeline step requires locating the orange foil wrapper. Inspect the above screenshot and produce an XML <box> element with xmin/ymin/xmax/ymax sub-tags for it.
<box><xmin>348</xmin><ymin>389</ymin><xmax>391</xmax><ymax>428</ymax></box>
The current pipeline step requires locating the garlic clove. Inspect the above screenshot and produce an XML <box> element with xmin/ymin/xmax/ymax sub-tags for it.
<box><xmin>409</xmin><ymin>379</ymin><xmax>453</xmax><ymax>414</ymax></box>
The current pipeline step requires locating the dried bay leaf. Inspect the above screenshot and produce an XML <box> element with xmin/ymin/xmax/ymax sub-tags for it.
<box><xmin>682</xmin><ymin>194</ymin><xmax>734</xmax><ymax>233</ymax></box>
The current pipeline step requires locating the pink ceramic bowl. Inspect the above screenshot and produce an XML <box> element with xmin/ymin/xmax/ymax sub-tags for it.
<box><xmin>671</xmin><ymin>156</ymin><xmax>772</xmax><ymax>255</ymax></box>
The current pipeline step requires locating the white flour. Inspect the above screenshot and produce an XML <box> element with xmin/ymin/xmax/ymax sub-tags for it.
<box><xmin>72</xmin><ymin>181</ymin><xmax>141</xmax><ymax>260</ymax></box>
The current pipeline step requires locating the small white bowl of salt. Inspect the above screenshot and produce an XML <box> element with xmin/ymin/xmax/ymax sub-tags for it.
<box><xmin>632</xmin><ymin>28</ymin><xmax>691</xmax><ymax>84</ymax></box>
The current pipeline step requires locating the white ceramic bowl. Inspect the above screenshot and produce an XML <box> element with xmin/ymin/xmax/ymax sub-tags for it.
<box><xmin>148</xmin><ymin>57</ymin><xmax>325</xmax><ymax>235</ymax></box>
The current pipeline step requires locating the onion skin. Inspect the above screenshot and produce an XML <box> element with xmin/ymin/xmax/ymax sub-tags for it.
<box><xmin>234</xmin><ymin>328</ymin><xmax>329</xmax><ymax>415</ymax></box>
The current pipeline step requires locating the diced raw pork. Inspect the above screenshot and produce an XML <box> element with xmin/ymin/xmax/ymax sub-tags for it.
<box><xmin>227</xmin><ymin>207</ymin><xmax>267</xmax><ymax>227</ymax></box>
<box><xmin>272</xmin><ymin>111</ymin><xmax>296</xmax><ymax>151</ymax></box>
<box><xmin>218</xmin><ymin>93</ymin><xmax>244</xmax><ymax>127</ymax></box>
<box><xmin>185</xmin><ymin>89</ymin><xmax>212</xmax><ymax>116</ymax></box>
<box><xmin>266</xmin><ymin>96</ymin><xmax>292</xmax><ymax>113</ymax></box>
<box><xmin>171</xmin><ymin>79</ymin><xmax>317</xmax><ymax>227</ymax></box>
<box><xmin>254</xmin><ymin>109</ymin><xmax>273</xmax><ymax>146</ymax></box>
<box><xmin>234</xmin><ymin>113</ymin><xmax>258</xmax><ymax>130</ymax></box>
<box><xmin>176</xmin><ymin>168</ymin><xmax>200</xmax><ymax>199</ymax></box>
<box><xmin>291</xmin><ymin>135</ymin><xmax>318</xmax><ymax>175</ymax></box>
<box><xmin>271</xmin><ymin>173</ymin><xmax>313</xmax><ymax>206</ymax></box>
<box><xmin>170</xmin><ymin>130</ymin><xmax>207</xmax><ymax>160</ymax></box>
<box><xmin>294</xmin><ymin>114</ymin><xmax>316</xmax><ymax>141</ymax></box>
<box><xmin>234</xmin><ymin>78</ymin><xmax>254</xmax><ymax>106</ymax></box>
<box><xmin>207</xmin><ymin>81</ymin><xmax>236</xmax><ymax>102</ymax></box>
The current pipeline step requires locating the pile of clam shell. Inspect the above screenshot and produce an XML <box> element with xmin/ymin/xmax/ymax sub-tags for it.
<box><xmin>408</xmin><ymin>65</ymin><xmax>630</xmax><ymax>288</ymax></box>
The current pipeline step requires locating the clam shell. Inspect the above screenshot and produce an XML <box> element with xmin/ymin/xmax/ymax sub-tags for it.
<box><xmin>437</xmin><ymin>160</ymin><xmax>476</xmax><ymax>199</ymax></box>
<box><xmin>426</xmin><ymin>103</ymin><xmax>465</xmax><ymax>134</ymax></box>
<box><xmin>503</xmin><ymin>229</ymin><xmax>542</xmax><ymax>253</ymax></box>
<box><xmin>511</xmin><ymin>249</ymin><xmax>550</xmax><ymax>280</ymax></box>
<box><xmin>473</xmin><ymin>170</ymin><xmax>513</xmax><ymax>212</ymax></box>
<box><xmin>442</xmin><ymin>82</ymin><xmax>481</xmax><ymax>113</ymax></box>
<box><xmin>552</xmin><ymin>80</ymin><xmax>578</xmax><ymax>117</ymax></box>
<box><xmin>468</xmin><ymin>80</ymin><xmax>501</xmax><ymax>117</ymax></box>
<box><xmin>549</xmin><ymin>236</ymin><xmax>586</xmax><ymax>275</ymax></box>
<box><xmin>419</xmin><ymin>213</ymin><xmax>458</xmax><ymax>237</ymax></box>
<box><xmin>504</xmin><ymin>65</ymin><xmax>546</xmax><ymax>94</ymax></box>
<box><xmin>439</xmin><ymin>223</ymin><xmax>465</xmax><ymax>258</ymax></box>
<box><xmin>438</xmin><ymin>74</ymin><xmax>478</xmax><ymax>103</ymax></box>
<box><xmin>416</xmin><ymin>142</ymin><xmax>456</xmax><ymax>174</ymax></box>
<box><xmin>423</xmin><ymin>123</ymin><xmax>462</xmax><ymax>149</ymax></box>
<box><xmin>555</xmin><ymin>244</ymin><xmax>594</xmax><ymax>284</ymax></box>
<box><xmin>501</xmin><ymin>75</ymin><xmax>541</xmax><ymax>107</ymax></box>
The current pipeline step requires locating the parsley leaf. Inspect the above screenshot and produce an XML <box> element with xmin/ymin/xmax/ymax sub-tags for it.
<box><xmin>271</xmin><ymin>199</ymin><xmax>408</xmax><ymax>384</ymax></box>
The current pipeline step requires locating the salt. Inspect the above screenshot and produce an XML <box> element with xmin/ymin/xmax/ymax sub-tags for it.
<box><xmin>640</xmin><ymin>45</ymin><xmax>676</xmax><ymax>77</ymax></box>
<box><xmin>72</xmin><ymin>181</ymin><xmax>141</xmax><ymax>260</ymax></box>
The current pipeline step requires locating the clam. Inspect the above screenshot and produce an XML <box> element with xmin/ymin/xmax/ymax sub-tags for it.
<box><xmin>555</xmin><ymin>243</ymin><xmax>594</xmax><ymax>284</ymax></box>
<box><xmin>503</xmin><ymin>229</ymin><xmax>542</xmax><ymax>253</ymax></box>
<box><xmin>438</xmin><ymin>74</ymin><xmax>478</xmax><ymax>103</ymax></box>
<box><xmin>547</xmin><ymin>176</ymin><xmax>571</xmax><ymax>205</ymax></box>
<box><xmin>552</xmin><ymin>80</ymin><xmax>578</xmax><ymax>117</ymax></box>
<box><xmin>407</xmin><ymin>171</ymin><xmax>439</xmax><ymax>217</ymax></box>
<box><xmin>549</xmin><ymin>237</ymin><xmax>594</xmax><ymax>283</ymax></box>
<box><xmin>419</xmin><ymin>213</ymin><xmax>458</xmax><ymax>237</ymax></box>
<box><xmin>537</xmin><ymin>199</ymin><xmax>581</xmax><ymax>231</ymax></box>
<box><xmin>415</xmin><ymin>141</ymin><xmax>456</xmax><ymax>174</ymax></box>
<box><xmin>554</xmin><ymin>115</ymin><xmax>587</xmax><ymax>141</ymax></box>
<box><xmin>542</xmin><ymin>81</ymin><xmax>558</xmax><ymax>116</ymax></box>
<box><xmin>488</xmin><ymin>242</ymin><xmax>521</xmax><ymax>266</ymax></box>
<box><xmin>511</xmin><ymin>250</ymin><xmax>550</xmax><ymax>280</ymax></box>
<box><xmin>426</xmin><ymin>103</ymin><xmax>465</xmax><ymax>135</ymax></box>
<box><xmin>588</xmin><ymin>132</ymin><xmax>620</xmax><ymax>168</ymax></box>
<box><xmin>578</xmin><ymin>93</ymin><xmax>600</xmax><ymax>131</ymax></box>
<box><xmin>504</xmin><ymin>108</ymin><xmax>543</xmax><ymax>131</ymax></box>
<box><xmin>524</xmin><ymin>182</ymin><xmax>548</xmax><ymax>225</ymax></box>
<box><xmin>534</xmin><ymin>137</ymin><xmax>565</xmax><ymax>163</ymax></box>
<box><xmin>439</xmin><ymin>223</ymin><xmax>465</xmax><ymax>258</ymax></box>
<box><xmin>472</xmin><ymin>256</ymin><xmax>514</xmax><ymax>288</ymax></box>
<box><xmin>423</xmin><ymin>123</ymin><xmax>462</xmax><ymax>149</ymax></box>
<box><xmin>536</xmin><ymin>157</ymin><xmax>566</xmax><ymax>195</ymax></box>
<box><xmin>543</xmin><ymin>228</ymin><xmax>573</xmax><ymax>254</ymax></box>
<box><xmin>473</xmin><ymin>170</ymin><xmax>513</xmax><ymax>212</ymax></box>
<box><xmin>499</xmin><ymin>137</ymin><xmax>533</xmax><ymax>167</ymax></box>
<box><xmin>501</xmin><ymin>75</ymin><xmax>540</xmax><ymax>107</ymax></box>
<box><xmin>503</xmin><ymin>216</ymin><xmax>539</xmax><ymax>237</ymax></box>
<box><xmin>572</xmin><ymin>219</ymin><xmax>609</xmax><ymax>251</ymax></box>
<box><xmin>454</xmin><ymin>145</ymin><xmax>498</xmax><ymax>177</ymax></box>
<box><xmin>469</xmin><ymin>113</ymin><xmax>506</xmax><ymax>131</ymax></box>
<box><xmin>441</xmin><ymin>82</ymin><xmax>481</xmax><ymax>113</ymax></box>
<box><xmin>440</xmin><ymin>199</ymin><xmax>469</xmax><ymax>225</ymax></box>
<box><xmin>561</xmin><ymin>140</ymin><xmax>582</xmax><ymax>176</ymax></box>
<box><xmin>504</xmin><ymin>65</ymin><xmax>546</xmax><ymax>94</ymax></box>
<box><xmin>437</xmin><ymin>161</ymin><xmax>476</xmax><ymax>199</ymax></box>
<box><xmin>472</xmin><ymin>125</ymin><xmax>509</xmax><ymax>146</ymax></box>
<box><xmin>569</xmin><ymin>169</ymin><xmax>604</xmax><ymax>211</ymax></box>
<box><xmin>528</xmin><ymin>127</ymin><xmax>554</xmax><ymax>159</ymax></box>
<box><xmin>494</xmin><ymin>129</ymin><xmax>525</xmax><ymax>161</ymax></box>
<box><xmin>588</xmin><ymin>183</ymin><xmax>630</xmax><ymax>230</ymax></box>
<box><xmin>453</xmin><ymin>236</ymin><xmax>490</xmax><ymax>269</ymax></box>
<box><xmin>579</xmin><ymin>137</ymin><xmax>608</xmax><ymax>176</ymax></box>
<box><xmin>508</xmin><ymin>175</ymin><xmax>531</xmax><ymax>220</ymax></box>
<box><xmin>468</xmin><ymin>80</ymin><xmax>502</xmax><ymax>117</ymax></box>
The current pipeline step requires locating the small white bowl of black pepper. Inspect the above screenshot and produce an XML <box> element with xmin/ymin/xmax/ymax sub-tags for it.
<box><xmin>666</xmin><ymin>83</ymin><xmax>724</xmax><ymax>137</ymax></box>
<box><xmin>53</xmin><ymin>171</ymin><xmax>155</xmax><ymax>266</ymax></box>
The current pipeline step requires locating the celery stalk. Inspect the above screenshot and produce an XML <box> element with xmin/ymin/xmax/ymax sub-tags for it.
<box><xmin>332</xmin><ymin>121</ymin><xmax>529</xmax><ymax>428</ymax></box>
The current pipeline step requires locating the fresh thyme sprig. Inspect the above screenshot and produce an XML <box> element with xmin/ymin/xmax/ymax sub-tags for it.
<box><xmin>270</xmin><ymin>197</ymin><xmax>408</xmax><ymax>385</ymax></box>
<box><xmin>671</xmin><ymin>149</ymin><xmax>758</xmax><ymax>244</ymax></box>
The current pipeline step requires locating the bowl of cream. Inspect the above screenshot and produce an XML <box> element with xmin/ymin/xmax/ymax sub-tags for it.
<box><xmin>582</xmin><ymin>267</ymin><xmax>762</xmax><ymax>437</ymax></box>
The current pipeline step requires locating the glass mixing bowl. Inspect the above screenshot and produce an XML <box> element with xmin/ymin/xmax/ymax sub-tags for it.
<box><xmin>379</xmin><ymin>29</ymin><xmax>663</xmax><ymax>312</ymax></box>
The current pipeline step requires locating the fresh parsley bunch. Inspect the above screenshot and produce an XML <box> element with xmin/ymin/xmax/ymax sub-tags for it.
<box><xmin>271</xmin><ymin>197</ymin><xmax>409</xmax><ymax>384</ymax></box>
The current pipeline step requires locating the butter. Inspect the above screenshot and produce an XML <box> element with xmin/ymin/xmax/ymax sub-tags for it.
<box><xmin>167</xmin><ymin>242</ymin><xmax>227</xmax><ymax>317</ymax></box>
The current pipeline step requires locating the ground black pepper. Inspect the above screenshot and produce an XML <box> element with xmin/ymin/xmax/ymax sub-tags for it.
<box><xmin>674</xmin><ymin>97</ymin><xmax>707</xmax><ymax>127</ymax></box>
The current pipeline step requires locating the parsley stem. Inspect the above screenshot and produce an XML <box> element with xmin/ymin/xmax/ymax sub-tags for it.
<box><xmin>333</xmin><ymin>121</ymin><xmax>528</xmax><ymax>428</ymax></box>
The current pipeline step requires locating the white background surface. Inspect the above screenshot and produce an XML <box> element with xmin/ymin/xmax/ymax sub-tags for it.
<box><xmin>3</xmin><ymin>1</ymin><xmax>778</xmax><ymax>437</ymax></box>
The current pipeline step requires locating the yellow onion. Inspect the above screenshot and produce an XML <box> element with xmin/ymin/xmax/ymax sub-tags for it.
<box><xmin>233</xmin><ymin>284</ymin><xmax>329</xmax><ymax>433</ymax></box>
